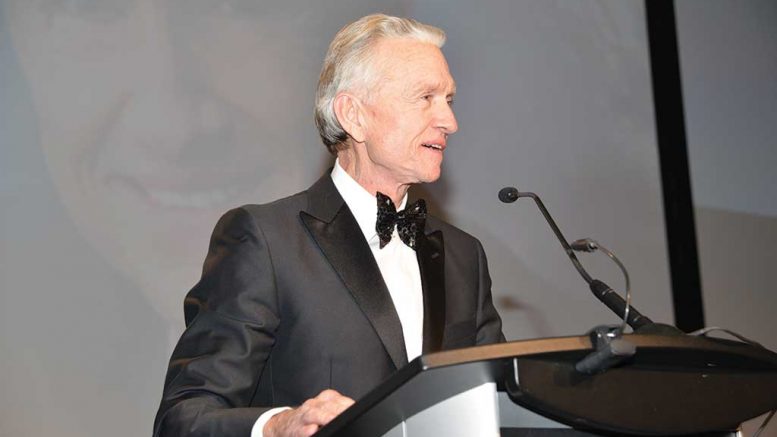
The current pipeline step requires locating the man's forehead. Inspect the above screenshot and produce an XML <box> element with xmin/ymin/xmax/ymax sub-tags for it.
<box><xmin>371</xmin><ymin>38</ymin><xmax>456</xmax><ymax>91</ymax></box>
<box><xmin>406</xmin><ymin>78</ymin><xmax>457</xmax><ymax>95</ymax></box>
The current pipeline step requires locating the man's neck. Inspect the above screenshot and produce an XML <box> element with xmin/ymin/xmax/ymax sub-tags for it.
<box><xmin>337</xmin><ymin>150</ymin><xmax>410</xmax><ymax>206</ymax></box>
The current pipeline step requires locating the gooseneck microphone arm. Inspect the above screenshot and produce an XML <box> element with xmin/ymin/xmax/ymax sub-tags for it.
<box><xmin>499</xmin><ymin>186</ymin><xmax>654</xmax><ymax>331</ymax></box>
<box><xmin>498</xmin><ymin>187</ymin><xmax>593</xmax><ymax>284</ymax></box>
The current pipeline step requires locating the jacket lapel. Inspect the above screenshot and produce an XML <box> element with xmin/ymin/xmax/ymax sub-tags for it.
<box><xmin>299</xmin><ymin>174</ymin><xmax>408</xmax><ymax>369</ymax></box>
<box><xmin>417</xmin><ymin>229</ymin><xmax>446</xmax><ymax>354</ymax></box>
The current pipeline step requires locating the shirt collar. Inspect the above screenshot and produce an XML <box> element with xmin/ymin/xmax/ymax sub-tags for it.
<box><xmin>331</xmin><ymin>159</ymin><xmax>407</xmax><ymax>243</ymax></box>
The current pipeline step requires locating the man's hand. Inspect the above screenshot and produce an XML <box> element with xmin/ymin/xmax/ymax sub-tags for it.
<box><xmin>264</xmin><ymin>389</ymin><xmax>355</xmax><ymax>437</ymax></box>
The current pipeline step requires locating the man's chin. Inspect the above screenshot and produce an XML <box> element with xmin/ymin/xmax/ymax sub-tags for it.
<box><xmin>421</xmin><ymin>167</ymin><xmax>443</xmax><ymax>184</ymax></box>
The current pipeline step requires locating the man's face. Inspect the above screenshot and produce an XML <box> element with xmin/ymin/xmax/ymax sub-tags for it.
<box><xmin>358</xmin><ymin>38</ymin><xmax>458</xmax><ymax>187</ymax></box>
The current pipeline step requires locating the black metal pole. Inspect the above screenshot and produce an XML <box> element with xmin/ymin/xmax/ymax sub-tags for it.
<box><xmin>645</xmin><ymin>0</ymin><xmax>705</xmax><ymax>331</ymax></box>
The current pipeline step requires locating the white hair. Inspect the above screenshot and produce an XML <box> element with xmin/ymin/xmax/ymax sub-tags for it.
<box><xmin>314</xmin><ymin>14</ymin><xmax>446</xmax><ymax>153</ymax></box>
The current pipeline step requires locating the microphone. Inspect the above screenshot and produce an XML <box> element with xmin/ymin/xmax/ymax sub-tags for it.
<box><xmin>590</xmin><ymin>279</ymin><xmax>652</xmax><ymax>330</ymax></box>
<box><xmin>498</xmin><ymin>186</ymin><xmax>653</xmax><ymax>331</ymax></box>
<box><xmin>498</xmin><ymin>187</ymin><xmax>592</xmax><ymax>284</ymax></box>
<box><xmin>498</xmin><ymin>187</ymin><xmax>519</xmax><ymax>203</ymax></box>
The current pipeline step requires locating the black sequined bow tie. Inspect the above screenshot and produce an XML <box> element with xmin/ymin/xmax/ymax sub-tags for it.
<box><xmin>375</xmin><ymin>192</ymin><xmax>427</xmax><ymax>250</ymax></box>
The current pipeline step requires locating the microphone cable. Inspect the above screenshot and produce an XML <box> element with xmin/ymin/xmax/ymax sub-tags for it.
<box><xmin>571</xmin><ymin>238</ymin><xmax>632</xmax><ymax>335</ymax></box>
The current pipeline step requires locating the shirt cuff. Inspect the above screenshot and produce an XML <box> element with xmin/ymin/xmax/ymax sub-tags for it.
<box><xmin>251</xmin><ymin>406</ymin><xmax>292</xmax><ymax>437</ymax></box>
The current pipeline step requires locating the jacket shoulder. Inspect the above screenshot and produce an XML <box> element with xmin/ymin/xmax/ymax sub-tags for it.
<box><xmin>242</xmin><ymin>190</ymin><xmax>308</xmax><ymax>219</ymax></box>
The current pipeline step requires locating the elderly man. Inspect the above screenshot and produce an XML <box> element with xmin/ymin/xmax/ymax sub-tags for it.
<box><xmin>154</xmin><ymin>14</ymin><xmax>504</xmax><ymax>437</ymax></box>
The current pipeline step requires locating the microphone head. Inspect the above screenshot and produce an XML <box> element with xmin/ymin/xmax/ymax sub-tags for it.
<box><xmin>571</xmin><ymin>238</ymin><xmax>599</xmax><ymax>252</ymax></box>
<box><xmin>498</xmin><ymin>187</ymin><xmax>519</xmax><ymax>203</ymax></box>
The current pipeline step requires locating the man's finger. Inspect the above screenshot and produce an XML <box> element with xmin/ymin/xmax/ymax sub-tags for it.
<box><xmin>316</xmin><ymin>389</ymin><xmax>341</xmax><ymax>401</ymax></box>
<box><xmin>317</xmin><ymin>389</ymin><xmax>354</xmax><ymax>406</ymax></box>
<box><xmin>265</xmin><ymin>390</ymin><xmax>357</xmax><ymax>437</ymax></box>
<box><xmin>330</xmin><ymin>396</ymin><xmax>355</xmax><ymax>414</ymax></box>
<box><xmin>298</xmin><ymin>423</ymin><xmax>319</xmax><ymax>437</ymax></box>
<box><xmin>300</xmin><ymin>404</ymin><xmax>337</xmax><ymax>426</ymax></box>
<box><xmin>311</xmin><ymin>389</ymin><xmax>355</xmax><ymax>417</ymax></box>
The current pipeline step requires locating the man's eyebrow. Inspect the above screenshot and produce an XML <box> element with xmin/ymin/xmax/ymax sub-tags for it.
<box><xmin>409</xmin><ymin>81</ymin><xmax>457</xmax><ymax>96</ymax></box>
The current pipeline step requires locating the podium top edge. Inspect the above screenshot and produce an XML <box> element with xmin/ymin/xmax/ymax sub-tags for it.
<box><xmin>419</xmin><ymin>333</ymin><xmax>777</xmax><ymax>369</ymax></box>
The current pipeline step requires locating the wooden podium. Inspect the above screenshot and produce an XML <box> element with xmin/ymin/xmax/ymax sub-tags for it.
<box><xmin>316</xmin><ymin>333</ymin><xmax>777</xmax><ymax>436</ymax></box>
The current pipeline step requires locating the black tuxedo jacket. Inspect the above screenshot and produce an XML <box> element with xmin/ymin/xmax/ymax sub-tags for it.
<box><xmin>153</xmin><ymin>173</ymin><xmax>504</xmax><ymax>436</ymax></box>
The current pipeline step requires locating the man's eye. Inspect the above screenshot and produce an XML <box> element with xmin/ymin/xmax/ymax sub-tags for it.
<box><xmin>422</xmin><ymin>94</ymin><xmax>433</xmax><ymax>101</ymax></box>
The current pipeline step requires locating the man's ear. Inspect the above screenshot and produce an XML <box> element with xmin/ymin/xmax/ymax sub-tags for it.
<box><xmin>333</xmin><ymin>92</ymin><xmax>367</xmax><ymax>143</ymax></box>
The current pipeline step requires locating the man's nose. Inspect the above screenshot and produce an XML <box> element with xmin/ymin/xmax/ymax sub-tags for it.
<box><xmin>435</xmin><ymin>100</ymin><xmax>458</xmax><ymax>134</ymax></box>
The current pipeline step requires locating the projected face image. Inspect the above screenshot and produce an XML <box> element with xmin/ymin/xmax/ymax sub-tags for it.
<box><xmin>5</xmin><ymin>1</ymin><xmax>328</xmax><ymax>325</ymax></box>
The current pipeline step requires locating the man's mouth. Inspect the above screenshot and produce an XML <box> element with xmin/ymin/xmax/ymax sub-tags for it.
<box><xmin>422</xmin><ymin>143</ymin><xmax>445</xmax><ymax>151</ymax></box>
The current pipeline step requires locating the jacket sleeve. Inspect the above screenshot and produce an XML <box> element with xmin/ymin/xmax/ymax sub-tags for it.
<box><xmin>153</xmin><ymin>207</ymin><xmax>280</xmax><ymax>437</ymax></box>
<box><xmin>474</xmin><ymin>239</ymin><xmax>506</xmax><ymax>345</ymax></box>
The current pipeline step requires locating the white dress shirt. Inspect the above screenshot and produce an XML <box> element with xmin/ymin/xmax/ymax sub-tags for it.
<box><xmin>330</xmin><ymin>160</ymin><xmax>425</xmax><ymax>360</ymax></box>
<box><xmin>252</xmin><ymin>160</ymin><xmax>425</xmax><ymax>436</ymax></box>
